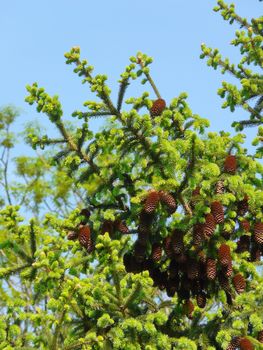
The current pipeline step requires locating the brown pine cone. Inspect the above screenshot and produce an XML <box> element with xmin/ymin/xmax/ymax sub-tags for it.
<box><xmin>101</xmin><ymin>220</ymin><xmax>115</xmax><ymax>237</ymax></box>
<box><xmin>206</xmin><ymin>258</ymin><xmax>217</xmax><ymax>280</ymax></box>
<box><xmin>254</xmin><ymin>222</ymin><xmax>263</xmax><ymax>244</ymax></box>
<box><xmin>218</xmin><ymin>272</ymin><xmax>231</xmax><ymax>293</ymax></box>
<box><xmin>163</xmin><ymin>236</ymin><xmax>173</xmax><ymax>258</ymax></box>
<box><xmin>224</xmin><ymin>155</ymin><xmax>237</xmax><ymax>174</ymax></box>
<box><xmin>239</xmin><ymin>337</ymin><xmax>254</xmax><ymax>350</ymax></box>
<box><xmin>237</xmin><ymin>195</ymin><xmax>249</xmax><ymax>216</ymax></box>
<box><xmin>211</xmin><ymin>201</ymin><xmax>224</xmax><ymax>224</ymax></box>
<box><xmin>134</xmin><ymin>240</ymin><xmax>147</xmax><ymax>263</ymax></box>
<box><xmin>236</xmin><ymin>235</ymin><xmax>250</xmax><ymax>253</ymax></box>
<box><xmin>159</xmin><ymin>190</ymin><xmax>177</xmax><ymax>213</ymax></box>
<box><xmin>250</xmin><ymin>244</ymin><xmax>261</xmax><ymax>262</ymax></box>
<box><xmin>239</xmin><ymin>219</ymin><xmax>250</xmax><ymax>232</ymax></box>
<box><xmin>232</xmin><ymin>273</ymin><xmax>246</xmax><ymax>294</ymax></box>
<box><xmin>144</xmin><ymin>190</ymin><xmax>160</xmax><ymax>214</ymax></box>
<box><xmin>218</xmin><ymin>244</ymin><xmax>231</xmax><ymax>266</ymax></box>
<box><xmin>203</xmin><ymin>214</ymin><xmax>216</xmax><ymax>238</ymax></box>
<box><xmin>257</xmin><ymin>330</ymin><xmax>263</xmax><ymax>343</ymax></box>
<box><xmin>226</xmin><ymin>336</ymin><xmax>241</xmax><ymax>350</ymax></box>
<box><xmin>193</xmin><ymin>223</ymin><xmax>204</xmax><ymax>247</ymax></box>
<box><xmin>182</xmin><ymin>299</ymin><xmax>194</xmax><ymax>319</ymax></box>
<box><xmin>187</xmin><ymin>259</ymin><xmax>200</xmax><ymax>280</ymax></box>
<box><xmin>151</xmin><ymin>243</ymin><xmax>162</xmax><ymax>262</ymax></box>
<box><xmin>114</xmin><ymin>220</ymin><xmax>129</xmax><ymax>234</ymax></box>
<box><xmin>222</xmin><ymin>260</ymin><xmax>233</xmax><ymax>277</ymax></box>
<box><xmin>196</xmin><ymin>292</ymin><xmax>206</xmax><ymax>308</ymax></box>
<box><xmin>172</xmin><ymin>229</ymin><xmax>184</xmax><ymax>254</ymax></box>
<box><xmin>78</xmin><ymin>225</ymin><xmax>93</xmax><ymax>252</ymax></box>
<box><xmin>150</xmin><ymin>98</ymin><xmax>166</xmax><ymax>116</ymax></box>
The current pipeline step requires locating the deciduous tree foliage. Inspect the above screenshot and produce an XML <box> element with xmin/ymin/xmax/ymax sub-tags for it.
<box><xmin>0</xmin><ymin>1</ymin><xmax>262</xmax><ymax>349</ymax></box>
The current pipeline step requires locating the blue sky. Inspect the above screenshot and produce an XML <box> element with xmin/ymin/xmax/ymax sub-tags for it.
<box><xmin>0</xmin><ymin>0</ymin><xmax>262</xmax><ymax>153</ymax></box>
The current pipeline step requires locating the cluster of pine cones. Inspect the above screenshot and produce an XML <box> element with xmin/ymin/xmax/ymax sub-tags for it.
<box><xmin>123</xmin><ymin>155</ymin><xmax>263</xmax><ymax>315</ymax></box>
<box><xmin>227</xmin><ymin>331</ymin><xmax>263</xmax><ymax>349</ymax></box>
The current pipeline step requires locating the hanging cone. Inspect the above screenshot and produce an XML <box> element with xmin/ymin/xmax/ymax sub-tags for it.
<box><xmin>237</xmin><ymin>195</ymin><xmax>249</xmax><ymax>216</ymax></box>
<box><xmin>215</xmin><ymin>180</ymin><xmax>225</xmax><ymax>194</ymax></box>
<box><xmin>193</xmin><ymin>223</ymin><xmax>204</xmax><ymax>247</ymax></box>
<box><xmin>168</xmin><ymin>259</ymin><xmax>179</xmax><ymax>279</ymax></box>
<box><xmin>218</xmin><ymin>244</ymin><xmax>231</xmax><ymax>266</ymax></box>
<box><xmin>206</xmin><ymin>258</ymin><xmax>217</xmax><ymax>280</ymax></box>
<box><xmin>226</xmin><ymin>337</ymin><xmax>241</xmax><ymax>350</ymax></box>
<box><xmin>203</xmin><ymin>214</ymin><xmax>216</xmax><ymax>238</ymax></box>
<box><xmin>150</xmin><ymin>98</ymin><xmax>166</xmax><ymax>116</ymax></box>
<box><xmin>159</xmin><ymin>191</ymin><xmax>177</xmax><ymax>213</ymax></box>
<box><xmin>138</xmin><ymin>210</ymin><xmax>153</xmax><ymax>234</ymax></box>
<box><xmin>222</xmin><ymin>260</ymin><xmax>233</xmax><ymax>277</ymax></box>
<box><xmin>172</xmin><ymin>229</ymin><xmax>184</xmax><ymax>254</ymax></box>
<box><xmin>218</xmin><ymin>272</ymin><xmax>231</xmax><ymax>293</ymax></box>
<box><xmin>254</xmin><ymin>222</ymin><xmax>263</xmax><ymax>244</ymax></box>
<box><xmin>224</xmin><ymin>155</ymin><xmax>237</xmax><ymax>174</ymax></box>
<box><xmin>114</xmin><ymin>220</ymin><xmax>129</xmax><ymax>234</ymax></box>
<box><xmin>232</xmin><ymin>273</ymin><xmax>246</xmax><ymax>294</ymax></box>
<box><xmin>134</xmin><ymin>240</ymin><xmax>147</xmax><ymax>263</ymax></box>
<box><xmin>196</xmin><ymin>292</ymin><xmax>206</xmax><ymax>308</ymax></box>
<box><xmin>250</xmin><ymin>245</ymin><xmax>261</xmax><ymax>262</ymax></box>
<box><xmin>101</xmin><ymin>220</ymin><xmax>115</xmax><ymax>237</ymax></box>
<box><xmin>123</xmin><ymin>253</ymin><xmax>142</xmax><ymax>273</ymax></box>
<box><xmin>190</xmin><ymin>187</ymin><xmax>201</xmax><ymax>209</ymax></box>
<box><xmin>187</xmin><ymin>259</ymin><xmax>200</xmax><ymax>280</ymax></box>
<box><xmin>236</xmin><ymin>235</ymin><xmax>250</xmax><ymax>253</ymax></box>
<box><xmin>144</xmin><ymin>190</ymin><xmax>160</xmax><ymax>214</ymax></box>
<box><xmin>67</xmin><ymin>231</ymin><xmax>79</xmax><ymax>240</ymax></box>
<box><xmin>239</xmin><ymin>338</ymin><xmax>254</xmax><ymax>350</ymax></box>
<box><xmin>257</xmin><ymin>330</ymin><xmax>263</xmax><ymax>343</ymax></box>
<box><xmin>211</xmin><ymin>201</ymin><xmax>224</xmax><ymax>224</ymax></box>
<box><xmin>151</xmin><ymin>243</ymin><xmax>162</xmax><ymax>262</ymax></box>
<box><xmin>78</xmin><ymin>225</ymin><xmax>93</xmax><ymax>252</ymax></box>
<box><xmin>239</xmin><ymin>219</ymin><xmax>250</xmax><ymax>232</ymax></box>
<box><xmin>163</xmin><ymin>236</ymin><xmax>173</xmax><ymax>258</ymax></box>
<box><xmin>166</xmin><ymin>277</ymin><xmax>179</xmax><ymax>297</ymax></box>
<box><xmin>182</xmin><ymin>299</ymin><xmax>194</xmax><ymax>319</ymax></box>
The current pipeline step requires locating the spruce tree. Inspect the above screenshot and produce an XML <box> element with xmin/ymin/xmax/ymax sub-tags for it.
<box><xmin>0</xmin><ymin>1</ymin><xmax>262</xmax><ymax>349</ymax></box>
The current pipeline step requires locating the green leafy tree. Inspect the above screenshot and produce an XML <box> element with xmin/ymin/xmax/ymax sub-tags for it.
<box><xmin>0</xmin><ymin>2</ymin><xmax>263</xmax><ymax>350</ymax></box>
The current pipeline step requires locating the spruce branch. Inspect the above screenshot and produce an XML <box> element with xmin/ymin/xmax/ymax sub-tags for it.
<box><xmin>123</xmin><ymin>281</ymin><xmax>142</xmax><ymax>310</ymax></box>
<box><xmin>137</xmin><ymin>56</ymin><xmax>162</xmax><ymax>99</ymax></box>
<box><xmin>29</xmin><ymin>220</ymin><xmax>37</xmax><ymax>258</ymax></box>
<box><xmin>117</xmin><ymin>78</ymin><xmax>130</xmax><ymax>112</ymax></box>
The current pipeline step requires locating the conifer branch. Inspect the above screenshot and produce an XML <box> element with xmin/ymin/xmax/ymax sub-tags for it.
<box><xmin>29</xmin><ymin>220</ymin><xmax>37</xmax><ymax>258</ymax></box>
<box><xmin>138</xmin><ymin>60</ymin><xmax>162</xmax><ymax>99</ymax></box>
<box><xmin>117</xmin><ymin>78</ymin><xmax>130</xmax><ymax>112</ymax></box>
<box><xmin>123</xmin><ymin>281</ymin><xmax>142</xmax><ymax>309</ymax></box>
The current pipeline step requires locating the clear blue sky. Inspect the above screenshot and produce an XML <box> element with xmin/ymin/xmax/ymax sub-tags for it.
<box><xmin>0</xmin><ymin>0</ymin><xmax>262</xmax><ymax>152</ymax></box>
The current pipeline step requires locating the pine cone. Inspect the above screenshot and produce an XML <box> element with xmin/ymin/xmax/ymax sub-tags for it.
<box><xmin>168</xmin><ymin>259</ymin><xmax>179</xmax><ymax>279</ymax></box>
<box><xmin>222</xmin><ymin>260</ymin><xmax>233</xmax><ymax>277</ymax></box>
<box><xmin>224</xmin><ymin>155</ymin><xmax>237</xmax><ymax>174</ymax></box>
<box><xmin>123</xmin><ymin>253</ymin><xmax>143</xmax><ymax>273</ymax></box>
<box><xmin>187</xmin><ymin>259</ymin><xmax>200</xmax><ymax>280</ymax></box>
<box><xmin>250</xmin><ymin>245</ymin><xmax>261</xmax><ymax>261</ymax></box>
<box><xmin>218</xmin><ymin>244</ymin><xmax>231</xmax><ymax>266</ymax></box>
<box><xmin>218</xmin><ymin>272</ymin><xmax>231</xmax><ymax>293</ymax></box>
<box><xmin>78</xmin><ymin>225</ymin><xmax>93</xmax><ymax>252</ymax></box>
<box><xmin>254</xmin><ymin>222</ymin><xmax>263</xmax><ymax>244</ymax></box>
<box><xmin>115</xmin><ymin>220</ymin><xmax>129</xmax><ymax>234</ymax></box>
<box><xmin>211</xmin><ymin>201</ymin><xmax>224</xmax><ymax>224</ymax></box>
<box><xmin>196</xmin><ymin>292</ymin><xmax>206</xmax><ymax>308</ymax></box>
<box><xmin>206</xmin><ymin>258</ymin><xmax>217</xmax><ymax>280</ymax></box>
<box><xmin>257</xmin><ymin>330</ymin><xmax>263</xmax><ymax>343</ymax></box>
<box><xmin>239</xmin><ymin>338</ymin><xmax>254</xmax><ymax>350</ymax></box>
<box><xmin>101</xmin><ymin>220</ymin><xmax>115</xmax><ymax>237</ymax></box>
<box><xmin>79</xmin><ymin>208</ymin><xmax>91</xmax><ymax>224</ymax></box>
<box><xmin>236</xmin><ymin>235</ymin><xmax>250</xmax><ymax>253</ymax></box>
<box><xmin>203</xmin><ymin>214</ymin><xmax>216</xmax><ymax>238</ymax></box>
<box><xmin>237</xmin><ymin>195</ymin><xmax>249</xmax><ymax>216</ymax></box>
<box><xmin>193</xmin><ymin>223</ymin><xmax>204</xmax><ymax>247</ymax></box>
<box><xmin>163</xmin><ymin>236</ymin><xmax>173</xmax><ymax>258</ymax></box>
<box><xmin>151</xmin><ymin>243</ymin><xmax>162</xmax><ymax>262</ymax></box>
<box><xmin>215</xmin><ymin>180</ymin><xmax>225</xmax><ymax>194</ymax></box>
<box><xmin>190</xmin><ymin>187</ymin><xmax>201</xmax><ymax>209</ymax></box>
<box><xmin>67</xmin><ymin>231</ymin><xmax>79</xmax><ymax>240</ymax></box>
<box><xmin>172</xmin><ymin>229</ymin><xmax>184</xmax><ymax>254</ymax></box>
<box><xmin>232</xmin><ymin>273</ymin><xmax>246</xmax><ymax>294</ymax></box>
<box><xmin>138</xmin><ymin>210</ymin><xmax>153</xmax><ymax>236</ymax></box>
<box><xmin>150</xmin><ymin>98</ymin><xmax>166</xmax><ymax>116</ymax></box>
<box><xmin>226</xmin><ymin>337</ymin><xmax>241</xmax><ymax>350</ymax></box>
<box><xmin>166</xmin><ymin>277</ymin><xmax>179</xmax><ymax>297</ymax></box>
<box><xmin>144</xmin><ymin>190</ymin><xmax>160</xmax><ymax>214</ymax></box>
<box><xmin>183</xmin><ymin>299</ymin><xmax>194</xmax><ymax>319</ymax></box>
<box><xmin>159</xmin><ymin>191</ymin><xmax>177</xmax><ymax>213</ymax></box>
<box><xmin>134</xmin><ymin>240</ymin><xmax>147</xmax><ymax>263</ymax></box>
<box><xmin>239</xmin><ymin>219</ymin><xmax>250</xmax><ymax>232</ymax></box>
